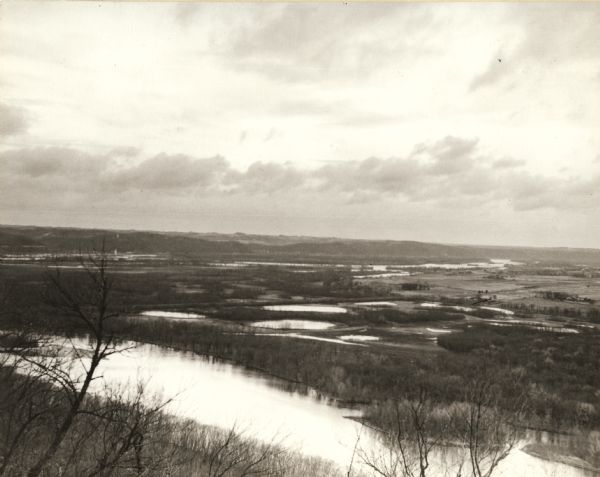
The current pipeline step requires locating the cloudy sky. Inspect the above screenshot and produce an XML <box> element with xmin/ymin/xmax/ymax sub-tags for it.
<box><xmin>1</xmin><ymin>2</ymin><xmax>599</xmax><ymax>247</ymax></box>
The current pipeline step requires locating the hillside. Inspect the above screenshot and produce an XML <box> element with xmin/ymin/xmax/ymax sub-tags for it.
<box><xmin>1</xmin><ymin>224</ymin><xmax>599</xmax><ymax>265</ymax></box>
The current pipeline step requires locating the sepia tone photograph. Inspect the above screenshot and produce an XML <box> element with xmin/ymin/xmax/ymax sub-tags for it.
<box><xmin>1</xmin><ymin>1</ymin><xmax>599</xmax><ymax>476</ymax></box>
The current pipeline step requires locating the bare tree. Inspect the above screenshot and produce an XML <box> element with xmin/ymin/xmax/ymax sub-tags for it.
<box><xmin>0</xmin><ymin>245</ymin><xmax>195</xmax><ymax>477</ymax></box>
<box><xmin>1</xmin><ymin>247</ymin><xmax>303</xmax><ymax>477</ymax></box>
<box><xmin>0</xmin><ymin>279</ymin><xmax>64</xmax><ymax>477</ymax></box>
<box><xmin>451</xmin><ymin>370</ymin><xmax>527</xmax><ymax>477</ymax></box>
<box><xmin>21</xmin><ymin>246</ymin><xmax>125</xmax><ymax>477</ymax></box>
<box><xmin>53</xmin><ymin>383</ymin><xmax>185</xmax><ymax>477</ymax></box>
<box><xmin>201</xmin><ymin>425</ymin><xmax>287</xmax><ymax>477</ymax></box>
<box><xmin>357</xmin><ymin>373</ymin><xmax>527</xmax><ymax>477</ymax></box>
<box><xmin>359</xmin><ymin>389</ymin><xmax>450</xmax><ymax>477</ymax></box>
<box><xmin>0</xmin><ymin>331</ymin><xmax>59</xmax><ymax>476</ymax></box>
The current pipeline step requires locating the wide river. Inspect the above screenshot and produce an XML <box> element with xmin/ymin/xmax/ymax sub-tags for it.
<box><xmin>70</xmin><ymin>338</ymin><xmax>593</xmax><ymax>477</ymax></box>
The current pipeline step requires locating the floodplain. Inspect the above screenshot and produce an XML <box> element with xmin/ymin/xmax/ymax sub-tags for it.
<box><xmin>2</xmin><ymin>227</ymin><xmax>600</xmax><ymax>475</ymax></box>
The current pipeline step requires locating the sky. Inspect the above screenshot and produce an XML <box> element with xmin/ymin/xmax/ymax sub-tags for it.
<box><xmin>1</xmin><ymin>2</ymin><xmax>599</xmax><ymax>248</ymax></box>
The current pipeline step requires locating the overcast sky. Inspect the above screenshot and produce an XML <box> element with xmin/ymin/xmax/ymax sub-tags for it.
<box><xmin>1</xmin><ymin>2</ymin><xmax>599</xmax><ymax>247</ymax></box>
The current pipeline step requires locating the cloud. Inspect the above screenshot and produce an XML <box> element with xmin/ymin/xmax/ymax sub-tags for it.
<box><xmin>332</xmin><ymin>112</ymin><xmax>402</xmax><ymax>128</ymax></box>
<box><xmin>470</xmin><ymin>56</ymin><xmax>507</xmax><ymax>92</ymax></box>
<box><xmin>493</xmin><ymin>158</ymin><xmax>525</xmax><ymax>169</ymax></box>
<box><xmin>223</xmin><ymin>3</ymin><xmax>434</xmax><ymax>83</ymax></box>
<box><xmin>0</xmin><ymin>102</ymin><xmax>29</xmax><ymax>136</ymax></box>
<box><xmin>516</xmin><ymin>4</ymin><xmax>600</xmax><ymax>63</ymax></box>
<box><xmin>275</xmin><ymin>98</ymin><xmax>402</xmax><ymax>127</ymax></box>
<box><xmin>314</xmin><ymin>136</ymin><xmax>599</xmax><ymax>212</ymax></box>
<box><xmin>230</xmin><ymin>161</ymin><xmax>305</xmax><ymax>193</ymax></box>
<box><xmin>1</xmin><ymin>147</ymin><xmax>105</xmax><ymax>179</ymax></box>
<box><xmin>274</xmin><ymin>99</ymin><xmax>344</xmax><ymax>117</ymax></box>
<box><xmin>504</xmin><ymin>171</ymin><xmax>600</xmax><ymax>212</ymax></box>
<box><xmin>419</xmin><ymin>136</ymin><xmax>478</xmax><ymax>175</ymax></box>
<box><xmin>470</xmin><ymin>3</ymin><xmax>600</xmax><ymax>91</ymax></box>
<box><xmin>318</xmin><ymin>156</ymin><xmax>424</xmax><ymax>197</ymax></box>
<box><xmin>263</xmin><ymin>127</ymin><xmax>283</xmax><ymax>142</ymax></box>
<box><xmin>173</xmin><ymin>3</ymin><xmax>204</xmax><ymax>28</ymax></box>
<box><xmin>109</xmin><ymin>146</ymin><xmax>140</xmax><ymax>158</ymax></box>
<box><xmin>1</xmin><ymin>137</ymin><xmax>598</xmax><ymax>215</ymax></box>
<box><xmin>105</xmin><ymin>154</ymin><xmax>229</xmax><ymax>192</ymax></box>
<box><xmin>314</xmin><ymin>137</ymin><xmax>519</xmax><ymax>205</ymax></box>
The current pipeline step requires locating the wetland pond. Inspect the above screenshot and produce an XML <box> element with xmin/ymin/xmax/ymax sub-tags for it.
<box><xmin>53</xmin><ymin>337</ymin><xmax>597</xmax><ymax>477</ymax></box>
<box><xmin>139</xmin><ymin>310</ymin><xmax>205</xmax><ymax>320</ymax></box>
<box><xmin>250</xmin><ymin>320</ymin><xmax>337</xmax><ymax>330</ymax></box>
<box><xmin>262</xmin><ymin>304</ymin><xmax>348</xmax><ymax>313</ymax></box>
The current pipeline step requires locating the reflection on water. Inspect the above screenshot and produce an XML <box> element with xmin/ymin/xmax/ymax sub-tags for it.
<box><xmin>401</xmin><ymin>260</ymin><xmax>522</xmax><ymax>270</ymax></box>
<box><xmin>259</xmin><ymin>333</ymin><xmax>358</xmax><ymax>346</ymax></box>
<box><xmin>340</xmin><ymin>335</ymin><xmax>380</xmax><ymax>342</ymax></box>
<box><xmin>85</xmin><ymin>341</ymin><xmax>363</xmax><ymax>464</ymax></box>
<box><xmin>250</xmin><ymin>320</ymin><xmax>336</xmax><ymax>330</ymax></box>
<box><xmin>60</xmin><ymin>338</ymin><xmax>593</xmax><ymax>476</ymax></box>
<box><xmin>420</xmin><ymin>302</ymin><xmax>474</xmax><ymax>312</ymax></box>
<box><xmin>263</xmin><ymin>304</ymin><xmax>348</xmax><ymax>313</ymax></box>
<box><xmin>139</xmin><ymin>311</ymin><xmax>205</xmax><ymax>319</ymax></box>
<box><xmin>480</xmin><ymin>306</ymin><xmax>514</xmax><ymax>316</ymax></box>
<box><xmin>354</xmin><ymin>272</ymin><xmax>410</xmax><ymax>279</ymax></box>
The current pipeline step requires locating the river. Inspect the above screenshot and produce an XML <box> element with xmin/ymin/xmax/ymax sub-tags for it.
<box><xmin>59</xmin><ymin>338</ymin><xmax>597</xmax><ymax>476</ymax></box>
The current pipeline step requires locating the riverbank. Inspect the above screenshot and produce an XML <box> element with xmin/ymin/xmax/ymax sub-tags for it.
<box><xmin>0</xmin><ymin>337</ymin><xmax>346</xmax><ymax>477</ymax></box>
<box><xmin>523</xmin><ymin>443</ymin><xmax>600</xmax><ymax>473</ymax></box>
<box><xmin>4</xmin><ymin>326</ymin><xmax>598</xmax><ymax>477</ymax></box>
<box><xmin>102</xmin><ymin>331</ymin><xmax>600</xmax><ymax>477</ymax></box>
<box><xmin>108</xmin><ymin>315</ymin><xmax>600</xmax><ymax>433</ymax></box>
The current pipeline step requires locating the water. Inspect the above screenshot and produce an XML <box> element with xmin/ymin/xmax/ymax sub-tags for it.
<box><xmin>91</xmin><ymin>342</ymin><xmax>594</xmax><ymax>477</ymax></box>
<box><xmin>426</xmin><ymin>328</ymin><xmax>453</xmax><ymax>334</ymax></box>
<box><xmin>250</xmin><ymin>320</ymin><xmax>336</xmax><ymax>330</ymax></box>
<box><xmin>31</xmin><ymin>337</ymin><xmax>596</xmax><ymax>476</ymax></box>
<box><xmin>401</xmin><ymin>260</ymin><xmax>522</xmax><ymax>270</ymax></box>
<box><xmin>210</xmin><ymin>261</ymin><xmax>347</xmax><ymax>269</ymax></box>
<box><xmin>206</xmin><ymin>260</ymin><xmax>524</xmax><ymax>271</ymax></box>
<box><xmin>420</xmin><ymin>302</ymin><xmax>474</xmax><ymax>312</ymax></box>
<box><xmin>354</xmin><ymin>272</ymin><xmax>410</xmax><ymax>278</ymax></box>
<box><xmin>78</xmin><ymin>340</ymin><xmax>363</xmax><ymax>464</ymax></box>
<box><xmin>139</xmin><ymin>310</ymin><xmax>205</xmax><ymax>319</ymax></box>
<box><xmin>263</xmin><ymin>304</ymin><xmax>348</xmax><ymax>313</ymax></box>
<box><xmin>354</xmin><ymin>302</ymin><xmax>399</xmax><ymax>307</ymax></box>
<box><xmin>0</xmin><ymin>253</ymin><xmax>164</xmax><ymax>262</ymax></box>
<box><xmin>480</xmin><ymin>306</ymin><xmax>515</xmax><ymax>316</ymax></box>
<box><xmin>339</xmin><ymin>335</ymin><xmax>380</xmax><ymax>342</ymax></box>
<box><xmin>488</xmin><ymin>321</ymin><xmax>581</xmax><ymax>334</ymax></box>
<box><xmin>259</xmin><ymin>333</ymin><xmax>359</xmax><ymax>346</ymax></box>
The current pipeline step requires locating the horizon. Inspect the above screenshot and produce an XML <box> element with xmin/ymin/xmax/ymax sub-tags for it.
<box><xmin>2</xmin><ymin>222</ymin><xmax>600</xmax><ymax>252</ymax></box>
<box><xmin>1</xmin><ymin>2</ymin><xmax>599</xmax><ymax>248</ymax></box>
